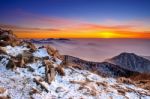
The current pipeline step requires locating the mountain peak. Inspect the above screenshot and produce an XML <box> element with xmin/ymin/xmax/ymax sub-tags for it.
<box><xmin>118</xmin><ymin>52</ymin><xmax>136</xmax><ymax>56</ymax></box>
<box><xmin>106</xmin><ymin>52</ymin><xmax>150</xmax><ymax>73</ymax></box>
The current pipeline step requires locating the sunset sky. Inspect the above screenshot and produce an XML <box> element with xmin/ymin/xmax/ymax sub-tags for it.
<box><xmin>0</xmin><ymin>0</ymin><xmax>150</xmax><ymax>38</ymax></box>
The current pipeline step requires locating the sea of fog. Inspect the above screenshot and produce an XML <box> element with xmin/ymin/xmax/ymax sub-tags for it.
<box><xmin>35</xmin><ymin>39</ymin><xmax>150</xmax><ymax>62</ymax></box>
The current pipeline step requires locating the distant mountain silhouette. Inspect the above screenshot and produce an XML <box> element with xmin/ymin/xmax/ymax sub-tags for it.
<box><xmin>29</xmin><ymin>38</ymin><xmax>70</xmax><ymax>44</ymax></box>
<box><xmin>143</xmin><ymin>56</ymin><xmax>150</xmax><ymax>61</ymax></box>
<box><xmin>63</xmin><ymin>55</ymin><xmax>139</xmax><ymax>77</ymax></box>
<box><xmin>106</xmin><ymin>52</ymin><xmax>150</xmax><ymax>73</ymax></box>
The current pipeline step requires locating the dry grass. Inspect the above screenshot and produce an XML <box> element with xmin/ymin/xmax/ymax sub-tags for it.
<box><xmin>70</xmin><ymin>80</ymin><xmax>98</xmax><ymax>96</ymax></box>
<box><xmin>117</xmin><ymin>73</ymin><xmax>150</xmax><ymax>91</ymax></box>
<box><xmin>117</xmin><ymin>77</ymin><xmax>133</xmax><ymax>85</ymax></box>
<box><xmin>96</xmin><ymin>81</ymin><xmax>108</xmax><ymax>87</ymax></box>
<box><xmin>129</xmin><ymin>73</ymin><xmax>150</xmax><ymax>90</ymax></box>
<box><xmin>130</xmin><ymin>73</ymin><xmax>150</xmax><ymax>81</ymax></box>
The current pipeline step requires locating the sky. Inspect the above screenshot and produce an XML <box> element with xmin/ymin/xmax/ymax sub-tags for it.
<box><xmin>0</xmin><ymin>0</ymin><xmax>150</xmax><ymax>38</ymax></box>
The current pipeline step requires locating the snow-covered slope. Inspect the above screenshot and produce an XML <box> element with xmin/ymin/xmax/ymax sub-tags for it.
<box><xmin>0</xmin><ymin>46</ymin><xmax>150</xmax><ymax>99</ymax></box>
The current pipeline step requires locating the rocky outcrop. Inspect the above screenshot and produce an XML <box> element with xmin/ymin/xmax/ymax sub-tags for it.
<box><xmin>0</xmin><ymin>28</ymin><xmax>20</xmax><ymax>47</ymax></box>
<box><xmin>0</xmin><ymin>28</ymin><xmax>65</xmax><ymax>83</ymax></box>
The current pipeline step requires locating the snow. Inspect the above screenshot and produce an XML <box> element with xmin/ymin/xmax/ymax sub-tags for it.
<box><xmin>1</xmin><ymin>59</ymin><xmax>150</xmax><ymax>99</ymax></box>
<box><xmin>0</xmin><ymin>55</ymin><xmax>9</xmax><ymax>67</ymax></box>
<box><xmin>55</xmin><ymin>58</ymin><xmax>62</xmax><ymax>65</ymax></box>
<box><xmin>0</xmin><ymin>45</ymin><xmax>150</xmax><ymax>99</ymax></box>
<box><xmin>33</xmin><ymin>48</ymin><xmax>51</xmax><ymax>58</ymax></box>
<box><xmin>126</xmin><ymin>92</ymin><xmax>140</xmax><ymax>99</ymax></box>
<box><xmin>3</xmin><ymin>45</ymin><xmax>29</xmax><ymax>56</ymax></box>
<box><xmin>26</xmin><ymin>61</ymin><xmax>45</xmax><ymax>77</ymax></box>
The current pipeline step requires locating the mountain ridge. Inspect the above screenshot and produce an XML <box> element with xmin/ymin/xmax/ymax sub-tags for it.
<box><xmin>106</xmin><ymin>52</ymin><xmax>150</xmax><ymax>73</ymax></box>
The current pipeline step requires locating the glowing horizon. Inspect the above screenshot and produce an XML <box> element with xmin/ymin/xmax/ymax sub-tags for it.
<box><xmin>1</xmin><ymin>23</ymin><xmax>150</xmax><ymax>39</ymax></box>
<box><xmin>0</xmin><ymin>0</ymin><xmax>150</xmax><ymax>38</ymax></box>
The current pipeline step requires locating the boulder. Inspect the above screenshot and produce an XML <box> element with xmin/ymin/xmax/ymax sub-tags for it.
<box><xmin>46</xmin><ymin>46</ymin><xmax>62</xmax><ymax>59</ymax></box>
<box><xmin>44</xmin><ymin>60</ymin><xmax>56</xmax><ymax>84</ymax></box>
<box><xmin>0</xmin><ymin>41</ymin><xmax>9</xmax><ymax>47</ymax></box>
<box><xmin>6</xmin><ymin>59</ymin><xmax>16</xmax><ymax>70</ymax></box>
<box><xmin>0</xmin><ymin>29</ymin><xmax>20</xmax><ymax>47</ymax></box>
<box><xmin>25</xmin><ymin>42</ymin><xmax>37</xmax><ymax>52</ymax></box>
<box><xmin>15</xmin><ymin>54</ymin><xmax>25</xmax><ymax>67</ymax></box>
<box><xmin>22</xmin><ymin>51</ymin><xmax>36</xmax><ymax>63</ymax></box>
<box><xmin>0</xmin><ymin>47</ymin><xmax>7</xmax><ymax>54</ymax></box>
<box><xmin>55</xmin><ymin>87</ymin><xmax>66</xmax><ymax>93</ymax></box>
<box><xmin>55</xmin><ymin>65</ymin><xmax>65</xmax><ymax>76</ymax></box>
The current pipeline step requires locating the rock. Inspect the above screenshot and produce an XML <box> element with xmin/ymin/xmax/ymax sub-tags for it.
<box><xmin>0</xmin><ymin>34</ymin><xmax>10</xmax><ymax>41</ymax></box>
<box><xmin>44</xmin><ymin>60</ymin><xmax>56</xmax><ymax>84</ymax></box>
<box><xmin>55</xmin><ymin>87</ymin><xmax>66</xmax><ymax>93</ymax></box>
<box><xmin>44</xmin><ymin>60</ymin><xmax>53</xmax><ymax>66</ymax></box>
<box><xmin>34</xmin><ymin>77</ymin><xmax>49</xmax><ymax>92</ymax></box>
<box><xmin>28</xmin><ymin>66</ymin><xmax>35</xmax><ymax>72</ymax></box>
<box><xmin>55</xmin><ymin>65</ymin><xmax>65</xmax><ymax>76</ymax></box>
<box><xmin>47</xmin><ymin>67</ymin><xmax>56</xmax><ymax>84</ymax></box>
<box><xmin>11</xmin><ymin>40</ymin><xmax>20</xmax><ymax>47</ymax></box>
<box><xmin>46</xmin><ymin>45</ymin><xmax>56</xmax><ymax>56</ymax></box>
<box><xmin>47</xmin><ymin>46</ymin><xmax>62</xmax><ymax>59</ymax></box>
<box><xmin>25</xmin><ymin>42</ymin><xmax>36</xmax><ymax>52</ymax></box>
<box><xmin>21</xmin><ymin>51</ymin><xmax>37</xmax><ymax>64</ymax></box>
<box><xmin>0</xmin><ymin>47</ymin><xmax>7</xmax><ymax>54</ymax></box>
<box><xmin>15</xmin><ymin>54</ymin><xmax>25</xmax><ymax>67</ymax></box>
<box><xmin>6</xmin><ymin>59</ymin><xmax>16</xmax><ymax>70</ymax></box>
<box><xmin>0</xmin><ymin>87</ymin><xmax>10</xmax><ymax>99</ymax></box>
<box><xmin>0</xmin><ymin>41</ymin><xmax>9</xmax><ymax>47</ymax></box>
<box><xmin>29</xmin><ymin>88</ymin><xmax>40</xmax><ymax>95</ymax></box>
<box><xmin>0</xmin><ymin>29</ymin><xmax>20</xmax><ymax>47</ymax></box>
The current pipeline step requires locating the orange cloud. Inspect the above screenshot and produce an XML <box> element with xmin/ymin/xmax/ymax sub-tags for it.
<box><xmin>1</xmin><ymin>23</ymin><xmax>150</xmax><ymax>39</ymax></box>
<box><xmin>70</xmin><ymin>23</ymin><xmax>136</xmax><ymax>32</ymax></box>
<box><xmin>1</xmin><ymin>11</ymin><xmax>150</xmax><ymax>39</ymax></box>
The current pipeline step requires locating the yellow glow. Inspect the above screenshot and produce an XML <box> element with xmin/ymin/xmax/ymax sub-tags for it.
<box><xmin>13</xmin><ymin>29</ymin><xmax>150</xmax><ymax>39</ymax></box>
<box><xmin>100</xmin><ymin>32</ymin><xmax>115</xmax><ymax>38</ymax></box>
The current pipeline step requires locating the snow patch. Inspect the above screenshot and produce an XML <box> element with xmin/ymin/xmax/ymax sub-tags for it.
<box><xmin>3</xmin><ymin>46</ymin><xmax>29</xmax><ymax>56</ymax></box>
<box><xmin>33</xmin><ymin>48</ymin><xmax>51</xmax><ymax>58</ymax></box>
